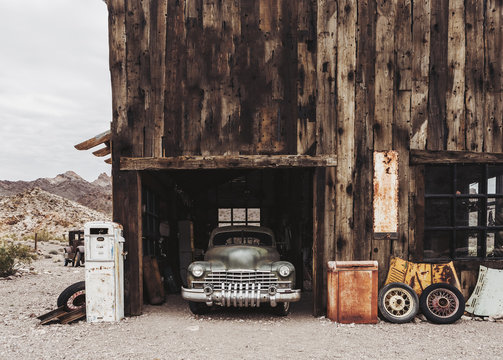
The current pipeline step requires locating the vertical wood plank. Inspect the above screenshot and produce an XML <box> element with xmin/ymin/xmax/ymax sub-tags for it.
<box><xmin>446</xmin><ymin>0</ymin><xmax>466</xmax><ymax>151</ymax></box>
<box><xmin>427</xmin><ymin>0</ymin><xmax>448</xmax><ymax>150</ymax></box>
<box><xmin>126</xmin><ymin>0</ymin><xmax>144</xmax><ymax>157</ymax></box>
<box><xmin>354</xmin><ymin>0</ymin><xmax>376</xmax><ymax>261</ymax></box>
<box><xmin>484</xmin><ymin>0</ymin><xmax>503</xmax><ymax>153</ymax></box>
<box><xmin>164</xmin><ymin>0</ymin><xmax>186</xmax><ymax>156</ymax></box>
<box><xmin>140</xmin><ymin>0</ymin><xmax>152</xmax><ymax>157</ymax></box>
<box><xmin>316</xmin><ymin>0</ymin><xmax>337</xmax><ymax>155</ymax></box>
<box><xmin>465</xmin><ymin>0</ymin><xmax>485</xmax><ymax>152</ymax></box>
<box><xmin>374</xmin><ymin>0</ymin><xmax>395</xmax><ymax>150</ymax></box>
<box><xmin>410</xmin><ymin>0</ymin><xmax>430</xmax><ymax>150</ymax></box>
<box><xmin>392</xmin><ymin>0</ymin><xmax>411</xmax><ymax>259</ymax></box>
<box><xmin>335</xmin><ymin>0</ymin><xmax>357</xmax><ymax>261</ymax></box>
<box><xmin>297</xmin><ymin>0</ymin><xmax>317</xmax><ymax>155</ymax></box>
<box><xmin>149</xmin><ymin>0</ymin><xmax>167</xmax><ymax>157</ymax></box>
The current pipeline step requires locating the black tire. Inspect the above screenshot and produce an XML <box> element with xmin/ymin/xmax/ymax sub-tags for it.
<box><xmin>273</xmin><ymin>302</ymin><xmax>291</xmax><ymax>316</ymax></box>
<box><xmin>419</xmin><ymin>283</ymin><xmax>465</xmax><ymax>324</ymax></box>
<box><xmin>378</xmin><ymin>282</ymin><xmax>419</xmax><ymax>323</ymax></box>
<box><xmin>188</xmin><ymin>301</ymin><xmax>210</xmax><ymax>315</ymax></box>
<box><xmin>73</xmin><ymin>251</ymin><xmax>82</xmax><ymax>267</ymax></box>
<box><xmin>64</xmin><ymin>259</ymin><xmax>70</xmax><ymax>266</ymax></box>
<box><xmin>57</xmin><ymin>281</ymin><xmax>86</xmax><ymax>311</ymax></box>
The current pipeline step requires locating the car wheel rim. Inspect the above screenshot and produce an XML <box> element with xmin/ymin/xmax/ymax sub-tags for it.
<box><xmin>383</xmin><ymin>288</ymin><xmax>413</xmax><ymax>318</ymax></box>
<box><xmin>426</xmin><ymin>288</ymin><xmax>459</xmax><ymax>318</ymax></box>
<box><xmin>67</xmin><ymin>290</ymin><xmax>85</xmax><ymax>310</ymax></box>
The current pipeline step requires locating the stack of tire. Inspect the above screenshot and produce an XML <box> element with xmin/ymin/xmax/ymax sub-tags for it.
<box><xmin>378</xmin><ymin>282</ymin><xmax>465</xmax><ymax>324</ymax></box>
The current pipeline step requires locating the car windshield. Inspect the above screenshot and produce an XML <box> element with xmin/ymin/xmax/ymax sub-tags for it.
<box><xmin>212</xmin><ymin>231</ymin><xmax>273</xmax><ymax>246</ymax></box>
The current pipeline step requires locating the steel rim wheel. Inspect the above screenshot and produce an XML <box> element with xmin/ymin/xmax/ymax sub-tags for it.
<box><xmin>425</xmin><ymin>288</ymin><xmax>459</xmax><ymax>318</ymax></box>
<box><xmin>383</xmin><ymin>287</ymin><xmax>414</xmax><ymax>318</ymax></box>
<box><xmin>66</xmin><ymin>290</ymin><xmax>86</xmax><ymax>310</ymax></box>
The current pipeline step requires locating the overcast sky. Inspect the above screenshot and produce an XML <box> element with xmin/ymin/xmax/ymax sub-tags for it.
<box><xmin>0</xmin><ymin>0</ymin><xmax>111</xmax><ymax>182</ymax></box>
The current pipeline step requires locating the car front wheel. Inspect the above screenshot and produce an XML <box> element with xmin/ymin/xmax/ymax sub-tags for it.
<box><xmin>273</xmin><ymin>302</ymin><xmax>290</xmax><ymax>316</ymax></box>
<box><xmin>188</xmin><ymin>301</ymin><xmax>210</xmax><ymax>315</ymax></box>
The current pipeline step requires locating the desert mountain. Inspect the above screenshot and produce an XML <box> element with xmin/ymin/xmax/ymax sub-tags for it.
<box><xmin>0</xmin><ymin>188</ymin><xmax>110</xmax><ymax>238</ymax></box>
<box><xmin>0</xmin><ymin>171</ymin><xmax>112</xmax><ymax>215</ymax></box>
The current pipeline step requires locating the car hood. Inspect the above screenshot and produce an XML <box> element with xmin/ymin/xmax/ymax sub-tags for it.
<box><xmin>205</xmin><ymin>245</ymin><xmax>280</xmax><ymax>270</ymax></box>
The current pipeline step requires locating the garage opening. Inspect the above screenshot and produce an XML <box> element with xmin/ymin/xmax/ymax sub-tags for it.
<box><xmin>139</xmin><ymin>168</ymin><xmax>314</xmax><ymax>307</ymax></box>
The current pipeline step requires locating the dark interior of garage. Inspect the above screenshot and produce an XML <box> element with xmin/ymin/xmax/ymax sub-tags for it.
<box><xmin>139</xmin><ymin>168</ymin><xmax>314</xmax><ymax>304</ymax></box>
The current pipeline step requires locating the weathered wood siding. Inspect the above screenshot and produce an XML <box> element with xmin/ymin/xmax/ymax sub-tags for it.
<box><xmin>107</xmin><ymin>0</ymin><xmax>503</xmax><ymax>315</ymax></box>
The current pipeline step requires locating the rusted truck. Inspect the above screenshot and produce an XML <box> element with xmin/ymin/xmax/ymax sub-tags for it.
<box><xmin>63</xmin><ymin>230</ymin><xmax>85</xmax><ymax>267</ymax></box>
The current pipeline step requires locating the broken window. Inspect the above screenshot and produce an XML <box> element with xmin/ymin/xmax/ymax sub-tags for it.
<box><xmin>218</xmin><ymin>208</ymin><xmax>261</xmax><ymax>227</ymax></box>
<box><xmin>424</xmin><ymin>164</ymin><xmax>503</xmax><ymax>260</ymax></box>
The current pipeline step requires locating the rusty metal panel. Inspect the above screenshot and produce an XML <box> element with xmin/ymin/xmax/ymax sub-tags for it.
<box><xmin>373</xmin><ymin>151</ymin><xmax>399</xmax><ymax>239</ymax></box>
<box><xmin>327</xmin><ymin>261</ymin><xmax>378</xmax><ymax>324</ymax></box>
<box><xmin>466</xmin><ymin>266</ymin><xmax>503</xmax><ymax>317</ymax></box>
<box><xmin>385</xmin><ymin>257</ymin><xmax>462</xmax><ymax>297</ymax></box>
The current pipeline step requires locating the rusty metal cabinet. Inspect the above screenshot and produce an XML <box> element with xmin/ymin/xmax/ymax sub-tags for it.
<box><xmin>327</xmin><ymin>261</ymin><xmax>378</xmax><ymax>324</ymax></box>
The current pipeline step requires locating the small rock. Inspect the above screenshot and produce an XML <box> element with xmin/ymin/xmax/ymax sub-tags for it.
<box><xmin>418</xmin><ymin>314</ymin><xmax>427</xmax><ymax>322</ymax></box>
<box><xmin>186</xmin><ymin>325</ymin><xmax>199</xmax><ymax>332</ymax></box>
<box><xmin>461</xmin><ymin>315</ymin><xmax>473</xmax><ymax>321</ymax></box>
<box><xmin>413</xmin><ymin>316</ymin><xmax>422</xmax><ymax>324</ymax></box>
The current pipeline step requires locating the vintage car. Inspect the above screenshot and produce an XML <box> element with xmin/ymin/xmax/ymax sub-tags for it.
<box><xmin>181</xmin><ymin>226</ymin><xmax>301</xmax><ymax>315</ymax></box>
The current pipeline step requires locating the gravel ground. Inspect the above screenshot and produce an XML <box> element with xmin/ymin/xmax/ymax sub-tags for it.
<box><xmin>1</xmin><ymin>241</ymin><xmax>502</xmax><ymax>360</ymax></box>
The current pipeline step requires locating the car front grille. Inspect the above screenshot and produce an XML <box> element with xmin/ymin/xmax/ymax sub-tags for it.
<box><xmin>195</xmin><ymin>270</ymin><xmax>283</xmax><ymax>290</ymax></box>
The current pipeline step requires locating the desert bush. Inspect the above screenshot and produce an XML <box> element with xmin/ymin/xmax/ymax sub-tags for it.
<box><xmin>0</xmin><ymin>243</ymin><xmax>37</xmax><ymax>277</ymax></box>
<box><xmin>26</xmin><ymin>229</ymin><xmax>53</xmax><ymax>242</ymax></box>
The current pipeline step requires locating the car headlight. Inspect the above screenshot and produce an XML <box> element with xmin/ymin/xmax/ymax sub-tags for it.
<box><xmin>278</xmin><ymin>265</ymin><xmax>291</xmax><ymax>277</ymax></box>
<box><xmin>191</xmin><ymin>264</ymin><xmax>204</xmax><ymax>278</ymax></box>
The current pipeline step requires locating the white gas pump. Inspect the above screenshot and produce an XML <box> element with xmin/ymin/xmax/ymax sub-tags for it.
<box><xmin>84</xmin><ymin>221</ymin><xmax>125</xmax><ymax>322</ymax></box>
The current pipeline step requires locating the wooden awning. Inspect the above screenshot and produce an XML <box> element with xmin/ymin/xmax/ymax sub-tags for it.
<box><xmin>74</xmin><ymin>130</ymin><xmax>111</xmax><ymax>164</ymax></box>
<box><xmin>410</xmin><ymin>150</ymin><xmax>503</xmax><ymax>164</ymax></box>
<box><xmin>120</xmin><ymin>155</ymin><xmax>337</xmax><ymax>171</ymax></box>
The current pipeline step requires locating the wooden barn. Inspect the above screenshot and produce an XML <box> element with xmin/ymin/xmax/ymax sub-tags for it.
<box><xmin>87</xmin><ymin>0</ymin><xmax>503</xmax><ymax>316</ymax></box>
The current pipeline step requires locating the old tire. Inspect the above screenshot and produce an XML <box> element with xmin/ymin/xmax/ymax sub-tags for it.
<box><xmin>73</xmin><ymin>251</ymin><xmax>82</xmax><ymax>267</ymax></box>
<box><xmin>419</xmin><ymin>283</ymin><xmax>465</xmax><ymax>324</ymax></box>
<box><xmin>57</xmin><ymin>281</ymin><xmax>86</xmax><ymax>311</ymax></box>
<box><xmin>188</xmin><ymin>301</ymin><xmax>210</xmax><ymax>315</ymax></box>
<box><xmin>378</xmin><ymin>282</ymin><xmax>419</xmax><ymax>323</ymax></box>
<box><xmin>273</xmin><ymin>302</ymin><xmax>291</xmax><ymax>316</ymax></box>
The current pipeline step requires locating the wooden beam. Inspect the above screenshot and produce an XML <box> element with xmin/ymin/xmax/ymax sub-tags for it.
<box><xmin>104</xmin><ymin>157</ymin><xmax>112</xmax><ymax>164</ymax></box>
<box><xmin>410</xmin><ymin>150</ymin><xmax>503</xmax><ymax>164</ymax></box>
<box><xmin>120</xmin><ymin>155</ymin><xmax>337</xmax><ymax>171</ymax></box>
<box><xmin>93</xmin><ymin>145</ymin><xmax>111</xmax><ymax>157</ymax></box>
<box><xmin>74</xmin><ymin>130</ymin><xmax>111</xmax><ymax>151</ymax></box>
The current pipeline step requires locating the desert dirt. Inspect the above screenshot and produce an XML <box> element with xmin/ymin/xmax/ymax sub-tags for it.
<box><xmin>1</xmin><ymin>241</ymin><xmax>502</xmax><ymax>360</ymax></box>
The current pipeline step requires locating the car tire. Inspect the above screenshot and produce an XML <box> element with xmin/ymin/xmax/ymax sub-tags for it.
<box><xmin>378</xmin><ymin>282</ymin><xmax>419</xmax><ymax>323</ymax></box>
<box><xmin>419</xmin><ymin>283</ymin><xmax>465</xmax><ymax>324</ymax></box>
<box><xmin>188</xmin><ymin>301</ymin><xmax>210</xmax><ymax>315</ymax></box>
<box><xmin>273</xmin><ymin>302</ymin><xmax>291</xmax><ymax>316</ymax></box>
<box><xmin>57</xmin><ymin>281</ymin><xmax>86</xmax><ymax>311</ymax></box>
<box><xmin>73</xmin><ymin>251</ymin><xmax>82</xmax><ymax>267</ymax></box>
<box><xmin>64</xmin><ymin>259</ymin><xmax>70</xmax><ymax>266</ymax></box>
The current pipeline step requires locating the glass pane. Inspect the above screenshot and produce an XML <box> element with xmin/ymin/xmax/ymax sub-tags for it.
<box><xmin>248</xmin><ymin>222</ymin><xmax>261</xmax><ymax>227</ymax></box>
<box><xmin>488</xmin><ymin>165</ymin><xmax>503</xmax><ymax>194</ymax></box>
<box><xmin>455</xmin><ymin>230</ymin><xmax>480</xmax><ymax>257</ymax></box>
<box><xmin>218</xmin><ymin>222</ymin><xmax>232</xmax><ymax>228</ymax></box>
<box><xmin>424</xmin><ymin>231</ymin><xmax>451</xmax><ymax>259</ymax></box>
<box><xmin>425</xmin><ymin>198</ymin><xmax>451</xmax><ymax>227</ymax></box>
<box><xmin>234</xmin><ymin>208</ymin><xmax>246</xmax><ymax>222</ymax></box>
<box><xmin>248</xmin><ymin>208</ymin><xmax>261</xmax><ymax>222</ymax></box>
<box><xmin>218</xmin><ymin>208</ymin><xmax>231</xmax><ymax>222</ymax></box>
<box><xmin>487</xmin><ymin>231</ymin><xmax>503</xmax><ymax>257</ymax></box>
<box><xmin>456</xmin><ymin>198</ymin><xmax>482</xmax><ymax>226</ymax></box>
<box><xmin>456</xmin><ymin>165</ymin><xmax>483</xmax><ymax>195</ymax></box>
<box><xmin>233</xmin><ymin>222</ymin><xmax>246</xmax><ymax>226</ymax></box>
<box><xmin>425</xmin><ymin>166</ymin><xmax>452</xmax><ymax>194</ymax></box>
<box><xmin>487</xmin><ymin>198</ymin><xmax>503</xmax><ymax>227</ymax></box>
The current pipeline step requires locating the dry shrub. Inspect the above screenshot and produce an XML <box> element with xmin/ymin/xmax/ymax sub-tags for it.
<box><xmin>0</xmin><ymin>243</ymin><xmax>37</xmax><ymax>277</ymax></box>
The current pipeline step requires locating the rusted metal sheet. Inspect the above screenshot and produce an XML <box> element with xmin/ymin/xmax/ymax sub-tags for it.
<box><xmin>385</xmin><ymin>257</ymin><xmax>461</xmax><ymax>297</ymax></box>
<box><xmin>327</xmin><ymin>261</ymin><xmax>378</xmax><ymax>324</ymax></box>
<box><xmin>373</xmin><ymin>151</ymin><xmax>398</xmax><ymax>239</ymax></box>
<box><xmin>466</xmin><ymin>266</ymin><xmax>503</xmax><ymax>317</ymax></box>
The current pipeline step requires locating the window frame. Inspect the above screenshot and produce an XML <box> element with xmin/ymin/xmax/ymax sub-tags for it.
<box><xmin>424</xmin><ymin>164</ymin><xmax>503</xmax><ymax>261</ymax></box>
<box><xmin>218</xmin><ymin>207</ymin><xmax>261</xmax><ymax>227</ymax></box>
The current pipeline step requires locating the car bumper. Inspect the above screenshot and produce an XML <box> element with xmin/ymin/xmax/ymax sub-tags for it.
<box><xmin>181</xmin><ymin>287</ymin><xmax>301</xmax><ymax>307</ymax></box>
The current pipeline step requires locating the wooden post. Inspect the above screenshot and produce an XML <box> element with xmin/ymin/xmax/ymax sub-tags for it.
<box><xmin>34</xmin><ymin>233</ymin><xmax>38</xmax><ymax>251</ymax></box>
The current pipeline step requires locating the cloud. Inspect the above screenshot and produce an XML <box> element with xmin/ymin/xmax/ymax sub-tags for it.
<box><xmin>0</xmin><ymin>0</ymin><xmax>111</xmax><ymax>182</ymax></box>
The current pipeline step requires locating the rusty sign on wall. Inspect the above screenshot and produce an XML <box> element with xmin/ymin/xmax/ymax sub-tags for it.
<box><xmin>373</xmin><ymin>151</ymin><xmax>398</xmax><ymax>239</ymax></box>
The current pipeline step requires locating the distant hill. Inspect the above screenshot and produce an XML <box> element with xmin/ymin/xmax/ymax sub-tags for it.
<box><xmin>0</xmin><ymin>171</ymin><xmax>112</xmax><ymax>215</ymax></box>
<box><xmin>0</xmin><ymin>188</ymin><xmax>110</xmax><ymax>238</ymax></box>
